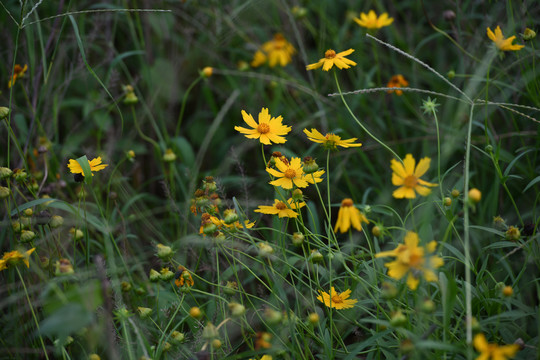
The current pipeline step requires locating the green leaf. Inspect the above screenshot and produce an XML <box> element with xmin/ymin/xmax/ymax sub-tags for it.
<box><xmin>76</xmin><ymin>155</ymin><xmax>93</xmax><ymax>185</ymax></box>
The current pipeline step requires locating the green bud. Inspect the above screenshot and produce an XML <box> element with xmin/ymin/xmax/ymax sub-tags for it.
<box><xmin>49</xmin><ymin>215</ymin><xmax>64</xmax><ymax>228</ymax></box>
<box><xmin>171</xmin><ymin>330</ymin><xmax>185</xmax><ymax>344</ymax></box>
<box><xmin>228</xmin><ymin>302</ymin><xmax>246</xmax><ymax>317</ymax></box>
<box><xmin>291</xmin><ymin>232</ymin><xmax>304</xmax><ymax>246</ymax></box>
<box><xmin>137</xmin><ymin>307</ymin><xmax>153</xmax><ymax>318</ymax></box>
<box><xmin>223</xmin><ymin>209</ymin><xmax>239</xmax><ymax>224</ymax></box>
<box><xmin>149</xmin><ymin>269</ymin><xmax>161</xmax><ymax>282</ymax></box>
<box><xmin>20</xmin><ymin>230</ymin><xmax>36</xmax><ymax>243</ymax></box>
<box><xmin>202</xmin><ymin>322</ymin><xmax>218</xmax><ymax>340</ymax></box>
<box><xmin>309</xmin><ymin>249</ymin><xmax>323</xmax><ymax>263</ymax></box>
<box><xmin>0</xmin><ymin>107</ymin><xmax>10</xmax><ymax>120</ymax></box>
<box><xmin>0</xmin><ymin>167</ymin><xmax>13</xmax><ymax>179</ymax></box>
<box><xmin>156</xmin><ymin>243</ymin><xmax>174</xmax><ymax>261</ymax></box>
<box><xmin>0</xmin><ymin>186</ymin><xmax>11</xmax><ymax>199</ymax></box>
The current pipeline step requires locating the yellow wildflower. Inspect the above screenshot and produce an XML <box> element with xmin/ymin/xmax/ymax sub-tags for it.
<box><xmin>174</xmin><ymin>265</ymin><xmax>194</xmax><ymax>287</ymax></box>
<box><xmin>251</xmin><ymin>33</ymin><xmax>296</xmax><ymax>68</ymax></box>
<box><xmin>334</xmin><ymin>198</ymin><xmax>369</xmax><ymax>233</ymax></box>
<box><xmin>254</xmin><ymin>198</ymin><xmax>306</xmax><ymax>218</ymax></box>
<box><xmin>306</xmin><ymin>49</ymin><xmax>356</xmax><ymax>71</ymax></box>
<box><xmin>267</xmin><ymin>157</ymin><xmax>308</xmax><ymax>189</ymax></box>
<box><xmin>375</xmin><ymin>231</ymin><xmax>444</xmax><ymax>290</ymax></box>
<box><xmin>353</xmin><ymin>10</ymin><xmax>394</xmax><ymax>30</ymax></box>
<box><xmin>304</xmin><ymin>169</ymin><xmax>325</xmax><ymax>184</ymax></box>
<box><xmin>387</xmin><ymin>74</ymin><xmax>409</xmax><ymax>96</ymax></box>
<box><xmin>235</xmin><ymin>108</ymin><xmax>291</xmax><ymax>145</ymax></box>
<box><xmin>487</xmin><ymin>26</ymin><xmax>524</xmax><ymax>51</ymax></box>
<box><xmin>303</xmin><ymin>128</ymin><xmax>362</xmax><ymax>150</ymax></box>
<box><xmin>391</xmin><ymin>154</ymin><xmax>437</xmax><ymax>199</ymax></box>
<box><xmin>67</xmin><ymin>157</ymin><xmax>108</xmax><ymax>176</ymax></box>
<box><xmin>473</xmin><ymin>333</ymin><xmax>519</xmax><ymax>360</ymax></box>
<box><xmin>317</xmin><ymin>287</ymin><xmax>358</xmax><ymax>309</ymax></box>
<box><xmin>0</xmin><ymin>248</ymin><xmax>35</xmax><ymax>270</ymax></box>
<box><xmin>8</xmin><ymin>64</ymin><xmax>28</xmax><ymax>88</ymax></box>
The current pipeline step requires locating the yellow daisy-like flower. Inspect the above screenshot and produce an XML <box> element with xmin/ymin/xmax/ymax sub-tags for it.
<box><xmin>252</xmin><ymin>33</ymin><xmax>296</xmax><ymax>68</ymax></box>
<box><xmin>334</xmin><ymin>198</ymin><xmax>369</xmax><ymax>233</ymax></box>
<box><xmin>316</xmin><ymin>287</ymin><xmax>358</xmax><ymax>310</ymax></box>
<box><xmin>306</xmin><ymin>49</ymin><xmax>357</xmax><ymax>71</ymax></box>
<box><xmin>391</xmin><ymin>154</ymin><xmax>437</xmax><ymax>199</ymax></box>
<box><xmin>0</xmin><ymin>248</ymin><xmax>35</xmax><ymax>271</ymax></box>
<box><xmin>304</xmin><ymin>169</ymin><xmax>325</xmax><ymax>184</ymax></box>
<box><xmin>223</xmin><ymin>219</ymin><xmax>256</xmax><ymax>231</ymax></box>
<box><xmin>254</xmin><ymin>198</ymin><xmax>306</xmax><ymax>218</ymax></box>
<box><xmin>8</xmin><ymin>64</ymin><xmax>28</xmax><ymax>88</ymax></box>
<box><xmin>487</xmin><ymin>26</ymin><xmax>524</xmax><ymax>51</ymax></box>
<box><xmin>67</xmin><ymin>157</ymin><xmax>108</xmax><ymax>176</ymax></box>
<box><xmin>353</xmin><ymin>10</ymin><xmax>394</xmax><ymax>30</ymax></box>
<box><xmin>267</xmin><ymin>157</ymin><xmax>308</xmax><ymax>189</ymax></box>
<box><xmin>387</xmin><ymin>74</ymin><xmax>409</xmax><ymax>96</ymax></box>
<box><xmin>174</xmin><ymin>265</ymin><xmax>194</xmax><ymax>287</ymax></box>
<box><xmin>473</xmin><ymin>333</ymin><xmax>519</xmax><ymax>360</ymax></box>
<box><xmin>235</xmin><ymin>108</ymin><xmax>291</xmax><ymax>145</ymax></box>
<box><xmin>375</xmin><ymin>231</ymin><xmax>444</xmax><ymax>290</ymax></box>
<box><xmin>303</xmin><ymin>128</ymin><xmax>362</xmax><ymax>150</ymax></box>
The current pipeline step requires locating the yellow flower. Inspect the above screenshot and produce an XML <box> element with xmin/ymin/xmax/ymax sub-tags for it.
<box><xmin>252</xmin><ymin>33</ymin><xmax>296</xmax><ymax>68</ymax></box>
<box><xmin>334</xmin><ymin>198</ymin><xmax>369</xmax><ymax>233</ymax></box>
<box><xmin>0</xmin><ymin>248</ymin><xmax>35</xmax><ymax>271</ymax></box>
<box><xmin>316</xmin><ymin>287</ymin><xmax>358</xmax><ymax>309</ymax></box>
<box><xmin>487</xmin><ymin>26</ymin><xmax>524</xmax><ymax>51</ymax></box>
<box><xmin>8</xmin><ymin>64</ymin><xmax>28</xmax><ymax>88</ymax></box>
<box><xmin>473</xmin><ymin>333</ymin><xmax>519</xmax><ymax>360</ymax></box>
<box><xmin>304</xmin><ymin>169</ymin><xmax>325</xmax><ymax>184</ymax></box>
<box><xmin>306</xmin><ymin>49</ymin><xmax>357</xmax><ymax>71</ymax></box>
<box><xmin>387</xmin><ymin>74</ymin><xmax>409</xmax><ymax>96</ymax></box>
<box><xmin>267</xmin><ymin>157</ymin><xmax>308</xmax><ymax>189</ymax></box>
<box><xmin>303</xmin><ymin>128</ymin><xmax>362</xmax><ymax>150</ymax></box>
<box><xmin>391</xmin><ymin>154</ymin><xmax>437</xmax><ymax>199</ymax></box>
<box><xmin>353</xmin><ymin>10</ymin><xmax>394</xmax><ymax>30</ymax></box>
<box><xmin>254</xmin><ymin>198</ymin><xmax>306</xmax><ymax>218</ymax></box>
<box><xmin>174</xmin><ymin>265</ymin><xmax>194</xmax><ymax>287</ymax></box>
<box><xmin>68</xmin><ymin>157</ymin><xmax>108</xmax><ymax>176</ymax></box>
<box><xmin>375</xmin><ymin>232</ymin><xmax>444</xmax><ymax>290</ymax></box>
<box><xmin>235</xmin><ymin>108</ymin><xmax>291</xmax><ymax>145</ymax></box>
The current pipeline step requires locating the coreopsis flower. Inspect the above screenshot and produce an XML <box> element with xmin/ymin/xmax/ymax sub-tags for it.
<box><xmin>8</xmin><ymin>64</ymin><xmax>28</xmax><ymax>88</ymax></box>
<box><xmin>306</xmin><ymin>49</ymin><xmax>356</xmax><ymax>71</ymax></box>
<box><xmin>223</xmin><ymin>219</ymin><xmax>255</xmax><ymax>231</ymax></box>
<box><xmin>334</xmin><ymin>198</ymin><xmax>369</xmax><ymax>233</ymax></box>
<box><xmin>267</xmin><ymin>157</ymin><xmax>308</xmax><ymax>189</ymax></box>
<box><xmin>68</xmin><ymin>157</ymin><xmax>108</xmax><ymax>176</ymax></box>
<box><xmin>254</xmin><ymin>198</ymin><xmax>306</xmax><ymax>218</ymax></box>
<box><xmin>473</xmin><ymin>333</ymin><xmax>519</xmax><ymax>360</ymax></box>
<box><xmin>387</xmin><ymin>74</ymin><xmax>409</xmax><ymax>96</ymax></box>
<box><xmin>303</xmin><ymin>169</ymin><xmax>325</xmax><ymax>184</ymax></box>
<box><xmin>235</xmin><ymin>108</ymin><xmax>291</xmax><ymax>145</ymax></box>
<box><xmin>303</xmin><ymin>128</ymin><xmax>362</xmax><ymax>150</ymax></box>
<box><xmin>255</xmin><ymin>332</ymin><xmax>272</xmax><ymax>349</ymax></box>
<box><xmin>353</xmin><ymin>10</ymin><xmax>394</xmax><ymax>29</ymax></box>
<box><xmin>174</xmin><ymin>265</ymin><xmax>194</xmax><ymax>287</ymax></box>
<box><xmin>0</xmin><ymin>248</ymin><xmax>35</xmax><ymax>271</ymax></box>
<box><xmin>316</xmin><ymin>287</ymin><xmax>358</xmax><ymax>309</ymax></box>
<box><xmin>375</xmin><ymin>231</ymin><xmax>444</xmax><ymax>290</ymax></box>
<box><xmin>391</xmin><ymin>154</ymin><xmax>437</xmax><ymax>199</ymax></box>
<box><xmin>251</xmin><ymin>33</ymin><xmax>296</xmax><ymax>68</ymax></box>
<box><xmin>487</xmin><ymin>26</ymin><xmax>524</xmax><ymax>51</ymax></box>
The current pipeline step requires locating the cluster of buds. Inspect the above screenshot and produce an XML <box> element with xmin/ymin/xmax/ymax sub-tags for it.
<box><xmin>191</xmin><ymin>177</ymin><xmax>221</xmax><ymax>215</ymax></box>
<box><xmin>122</xmin><ymin>85</ymin><xmax>138</xmax><ymax>105</ymax></box>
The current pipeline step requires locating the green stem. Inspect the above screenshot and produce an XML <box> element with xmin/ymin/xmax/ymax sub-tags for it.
<box><xmin>175</xmin><ymin>75</ymin><xmax>203</xmax><ymax>137</ymax></box>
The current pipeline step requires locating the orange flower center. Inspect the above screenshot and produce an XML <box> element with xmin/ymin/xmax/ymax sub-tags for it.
<box><xmin>409</xmin><ymin>252</ymin><xmax>423</xmax><ymax>268</ymax></box>
<box><xmin>324</xmin><ymin>49</ymin><xmax>336</xmax><ymax>59</ymax></box>
<box><xmin>284</xmin><ymin>169</ymin><xmax>297</xmax><ymax>179</ymax></box>
<box><xmin>403</xmin><ymin>175</ymin><xmax>418</xmax><ymax>188</ymax></box>
<box><xmin>331</xmin><ymin>294</ymin><xmax>343</xmax><ymax>303</ymax></box>
<box><xmin>341</xmin><ymin>198</ymin><xmax>354</xmax><ymax>207</ymax></box>
<box><xmin>14</xmin><ymin>64</ymin><xmax>23</xmax><ymax>73</ymax></box>
<box><xmin>275</xmin><ymin>201</ymin><xmax>287</xmax><ymax>210</ymax></box>
<box><xmin>257</xmin><ymin>123</ymin><xmax>270</xmax><ymax>134</ymax></box>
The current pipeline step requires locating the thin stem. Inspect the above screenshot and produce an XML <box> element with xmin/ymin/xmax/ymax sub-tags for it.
<box><xmin>175</xmin><ymin>75</ymin><xmax>203</xmax><ymax>137</ymax></box>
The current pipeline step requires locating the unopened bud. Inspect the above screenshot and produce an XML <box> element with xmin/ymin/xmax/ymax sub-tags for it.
<box><xmin>291</xmin><ymin>232</ymin><xmax>304</xmax><ymax>246</ymax></box>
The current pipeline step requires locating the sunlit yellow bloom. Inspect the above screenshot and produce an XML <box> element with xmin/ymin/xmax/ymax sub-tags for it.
<box><xmin>174</xmin><ymin>265</ymin><xmax>194</xmax><ymax>287</ymax></box>
<box><xmin>267</xmin><ymin>157</ymin><xmax>308</xmax><ymax>189</ymax></box>
<box><xmin>252</xmin><ymin>33</ymin><xmax>296</xmax><ymax>68</ymax></box>
<box><xmin>387</xmin><ymin>74</ymin><xmax>409</xmax><ymax>96</ymax></box>
<box><xmin>0</xmin><ymin>248</ymin><xmax>35</xmax><ymax>271</ymax></box>
<box><xmin>223</xmin><ymin>219</ymin><xmax>256</xmax><ymax>231</ymax></box>
<box><xmin>487</xmin><ymin>26</ymin><xmax>524</xmax><ymax>51</ymax></box>
<box><xmin>304</xmin><ymin>169</ymin><xmax>325</xmax><ymax>184</ymax></box>
<box><xmin>334</xmin><ymin>198</ymin><xmax>369</xmax><ymax>233</ymax></box>
<box><xmin>473</xmin><ymin>333</ymin><xmax>519</xmax><ymax>360</ymax></box>
<box><xmin>317</xmin><ymin>287</ymin><xmax>358</xmax><ymax>309</ymax></box>
<box><xmin>254</xmin><ymin>198</ymin><xmax>306</xmax><ymax>218</ymax></box>
<box><xmin>391</xmin><ymin>154</ymin><xmax>437</xmax><ymax>199</ymax></box>
<box><xmin>235</xmin><ymin>108</ymin><xmax>291</xmax><ymax>145</ymax></box>
<box><xmin>68</xmin><ymin>157</ymin><xmax>108</xmax><ymax>176</ymax></box>
<box><xmin>306</xmin><ymin>49</ymin><xmax>356</xmax><ymax>71</ymax></box>
<box><xmin>375</xmin><ymin>232</ymin><xmax>444</xmax><ymax>290</ymax></box>
<box><xmin>8</xmin><ymin>64</ymin><xmax>28</xmax><ymax>88</ymax></box>
<box><xmin>303</xmin><ymin>128</ymin><xmax>362</xmax><ymax>150</ymax></box>
<box><xmin>353</xmin><ymin>10</ymin><xmax>394</xmax><ymax>30</ymax></box>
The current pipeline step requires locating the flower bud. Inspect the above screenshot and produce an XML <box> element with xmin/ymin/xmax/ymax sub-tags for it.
<box><xmin>400</xmin><ymin>339</ymin><xmax>415</xmax><ymax>354</ymax></box>
<box><xmin>149</xmin><ymin>269</ymin><xmax>161</xmax><ymax>282</ymax></box>
<box><xmin>162</xmin><ymin>342</ymin><xmax>172</xmax><ymax>352</ymax></box>
<box><xmin>203</xmin><ymin>176</ymin><xmax>217</xmax><ymax>192</ymax></box>
<box><xmin>505</xmin><ymin>226</ymin><xmax>520</xmax><ymax>241</ymax></box>
<box><xmin>228</xmin><ymin>302</ymin><xmax>246</xmax><ymax>317</ymax></box>
<box><xmin>160</xmin><ymin>267</ymin><xmax>174</xmax><ymax>281</ymax></box>
<box><xmin>137</xmin><ymin>307</ymin><xmax>153</xmax><ymax>318</ymax></box>
<box><xmin>224</xmin><ymin>281</ymin><xmax>238</xmax><ymax>295</ymax></box>
<box><xmin>264</xmin><ymin>308</ymin><xmax>283</xmax><ymax>325</ymax></box>
<box><xmin>307</xmin><ymin>312</ymin><xmax>319</xmax><ymax>325</ymax></box>
<box><xmin>390</xmin><ymin>310</ymin><xmax>407</xmax><ymax>327</ymax></box>
<box><xmin>522</xmin><ymin>28</ymin><xmax>536</xmax><ymax>41</ymax></box>
<box><xmin>381</xmin><ymin>282</ymin><xmax>398</xmax><ymax>300</ymax></box>
<box><xmin>171</xmin><ymin>330</ymin><xmax>185</xmax><ymax>344</ymax></box>
<box><xmin>451</xmin><ymin>189</ymin><xmax>460</xmax><ymax>198</ymax></box>
<box><xmin>468</xmin><ymin>188</ymin><xmax>481</xmax><ymax>203</ymax></box>
<box><xmin>156</xmin><ymin>243</ymin><xmax>174</xmax><ymax>261</ymax></box>
<box><xmin>127</xmin><ymin>150</ymin><xmax>135</xmax><ymax>160</ymax></box>
<box><xmin>471</xmin><ymin>317</ymin><xmax>481</xmax><ymax>332</ymax></box>
<box><xmin>443</xmin><ymin>197</ymin><xmax>452</xmax><ymax>206</ymax></box>
<box><xmin>121</xmin><ymin>281</ymin><xmax>132</xmax><ymax>292</ymax></box>
<box><xmin>443</xmin><ymin>10</ymin><xmax>456</xmax><ymax>21</ymax></box>
<box><xmin>123</xmin><ymin>92</ymin><xmax>138</xmax><ymax>105</ymax></box>
<box><xmin>420</xmin><ymin>299</ymin><xmax>436</xmax><ymax>313</ymax></box>
<box><xmin>291</xmin><ymin>6</ymin><xmax>308</xmax><ymax>19</ymax></box>
<box><xmin>213</xmin><ymin>231</ymin><xmax>226</xmax><ymax>245</ymax></box>
<box><xmin>88</xmin><ymin>354</ymin><xmax>101</xmax><ymax>360</ymax></box>
<box><xmin>485</xmin><ymin>144</ymin><xmax>493</xmax><ymax>153</ymax></box>
<box><xmin>223</xmin><ymin>209</ymin><xmax>239</xmax><ymax>224</ymax></box>
<box><xmin>309</xmin><ymin>249</ymin><xmax>323</xmax><ymax>263</ymax></box>
<box><xmin>23</xmin><ymin>208</ymin><xmax>33</xmax><ymax>217</ymax></box>
<box><xmin>237</xmin><ymin>60</ymin><xmax>250</xmax><ymax>71</ymax></box>
<box><xmin>502</xmin><ymin>285</ymin><xmax>513</xmax><ymax>297</ymax></box>
<box><xmin>371</xmin><ymin>225</ymin><xmax>381</xmax><ymax>237</ymax></box>
<box><xmin>202</xmin><ymin>322</ymin><xmax>218</xmax><ymax>340</ymax></box>
<box><xmin>70</xmin><ymin>227</ymin><xmax>84</xmax><ymax>241</ymax></box>
<box><xmin>40</xmin><ymin>256</ymin><xmax>50</xmax><ymax>268</ymax></box>
<box><xmin>258</xmin><ymin>242</ymin><xmax>274</xmax><ymax>257</ymax></box>
<box><xmin>291</xmin><ymin>189</ymin><xmax>303</xmax><ymax>201</ymax></box>
<box><xmin>0</xmin><ymin>107</ymin><xmax>10</xmax><ymax>120</ymax></box>
<box><xmin>211</xmin><ymin>339</ymin><xmax>222</xmax><ymax>349</ymax></box>
<box><xmin>291</xmin><ymin>232</ymin><xmax>304</xmax><ymax>246</ymax></box>
<box><xmin>13</xmin><ymin>169</ymin><xmax>27</xmax><ymax>182</ymax></box>
<box><xmin>0</xmin><ymin>167</ymin><xmax>13</xmax><ymax>179</ymax></box>
<box><xmin>201</xmin><ymin>67</ymin><xmax>213</xmax><ymax>78</ymax></box>
<box><xmin>447</xmin><ymin>70</ymin><xmax>455</xmax><ymax>79</ymax></box>
<box><xmin>493</xmin><ymin>215</ymin><xmax>506</xmax><ymax>229</ymax></box>
<box><xmin>189</xmin><ymin>306</ymin><xmax>202</xmax><ymax>319</ymax></box>
<box><xmin>55</xmin><ymin>258</ymin><xmax>74</xmax><ymax>275</ymax></box>
<box><xmin>202</xmin><ymin>222</ymin><xmax>218</xmax><ymax>235</ymax></box>
<box><xmin>163</xmin><ymin>149</ymin><xmax>177</xmax><ymax>162</ymax></box>
<box><xmin>12</xmin><ymin>221</ymin><xmax>23</xmax><ymax>233</ymax></box>
<box><xmin>0</xmin><ymin>186</ymin><xmax>11</xmax><ymax>199</ymax></box>
<box><xmin>20</xmin><ymin>230</ymin><xmax>36</xmax><ymax>243</ymax></box>
<box><xmin>302</xmin><ymin>156</ymin><xmax>319</xmax><ymax>174</ymax></box>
